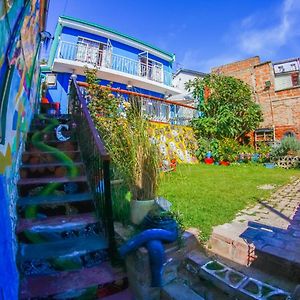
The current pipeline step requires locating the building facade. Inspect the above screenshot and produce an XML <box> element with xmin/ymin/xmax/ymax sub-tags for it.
<box><xmin>43</xmin><ymin>16</ymin><xmax>182</xmax><ymax>114</ymax></box>
<box><xmin>212</xmin><ymin>56</ymin><xmax>300</xmax><ymax>140</ymax></box>
<box><xmin>0</xmin><ymin>0</ymin><xmax>49</xmax><ymax>298</ymax></box>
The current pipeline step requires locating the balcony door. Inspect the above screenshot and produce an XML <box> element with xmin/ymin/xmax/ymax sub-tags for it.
<box><xmin>138</xmin><ymin>52</ymin><xmax>163</xmax><ymax>82</ymax></box>
<box><xmin>76</xmin><ymin>37</ymin><xmax>110</xmax><ymax>67</ymax></box>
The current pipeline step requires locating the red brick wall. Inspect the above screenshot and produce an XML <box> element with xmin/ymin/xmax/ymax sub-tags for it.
<box><xmin>212</xmin><ymin>57</ymin><xmax>300</xmax><ymax>140</ymax></box>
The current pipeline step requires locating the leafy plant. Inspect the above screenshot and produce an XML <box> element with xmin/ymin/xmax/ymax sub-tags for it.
<box><xmin>270</xmin><ymin>136</ymin><xmax>300</xmax><ymax>161</ymax></box>
<box><xmin>85</xmin><ymin>68</ymin><xmax>160</xmax><ymax>200</ymax></box>
<box><xmin>186</xmin><ymin>74</ymin><xmax>263</xmax><ymax>141</ymax></box>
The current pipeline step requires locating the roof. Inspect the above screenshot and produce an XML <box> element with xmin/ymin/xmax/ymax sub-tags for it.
<box><xmin>174</xmin><ymin>68</ymin><xmax>207</xmax><ymax>77</ymax></box>
<box><xmin>59</xmin><ymin>15</ymin><xmax>175</xmax><ymax>62</ymax></box>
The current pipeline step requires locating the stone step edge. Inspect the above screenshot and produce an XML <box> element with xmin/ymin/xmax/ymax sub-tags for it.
<box><xmin>20</xmin><ymin>262</ymin><xmax>125</xmax><ymax>299</ymax></box>
<box><xmin>184</xmin><ymin>250</ymin><xmax>292</xmax><ymax>299</ymax></box>
<box><xmin>161</xmin><ymin>279</ymin><xmax>205</xmax><ymax>300</ymax></box>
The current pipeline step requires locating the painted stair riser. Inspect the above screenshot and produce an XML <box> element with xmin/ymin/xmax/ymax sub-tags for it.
<box><xmin>18</xmin><ymin>200</ymin><xmax>95</xmax><ymax>219</ymax></box>
<box><xmin>22</xmin><ymin>151</ymin><xmax>82</xmax><ymax>164</ymax></box>
<box><xmin>20</xmin><ymin>164</ymin><xmax>85</xmax><ymax>179</ymax></box>
<box><xmin>25</xmin><ymin>141</ymin><xmax>79</xmax><ymax>152</ymax></box>
<box><xmin>20</xmin><ymin>249</ymin><xmax>108</xmax><ymax>276</ymax></box>
<box><xmin>18</xmin><ymin>180</ymin><xmax>89</xmax><ymax>197</ymax></box>
<box><xmin>27</xmin><ymin>130</ymin><xmax>76</xmax><ymax>141</ymax></box>
<box><xmin>18</xmin><ymin>222</ymin><xmax>102</xmax><ymax>243</ymax></box>
<box><xmin>20</xmin><ymin>263</ymin><xmax>127</xmax><ymax>299</ymax></box>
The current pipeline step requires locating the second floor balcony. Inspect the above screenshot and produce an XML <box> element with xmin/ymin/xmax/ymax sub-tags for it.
<box><xmin>55</xmin><ymin>41</ymin><xmax>176</xmax><ymax>92</ymax></box>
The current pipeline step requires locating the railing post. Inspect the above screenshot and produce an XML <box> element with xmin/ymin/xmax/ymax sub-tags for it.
<box><xmin>103</xmin><ymin>159</ymin><xmax>116</xmax><ymax>259</ymax></box>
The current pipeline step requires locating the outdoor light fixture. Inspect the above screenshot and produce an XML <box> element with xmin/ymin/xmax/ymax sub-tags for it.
<box><xmin>265</xmin><ymin>81</ymin><xmax>271</xmax><ymax>89</ymax></box>
<box><xmin>126</xmin><ymin>81</ymin><xmax>132</xmax><ymax>90</ymax></box>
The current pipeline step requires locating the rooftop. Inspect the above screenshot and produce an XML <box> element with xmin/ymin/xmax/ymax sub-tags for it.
<box><xmin>59</xmin><ymin>15</ymin><xmax>175</xmax><ymax>62</ymax></box>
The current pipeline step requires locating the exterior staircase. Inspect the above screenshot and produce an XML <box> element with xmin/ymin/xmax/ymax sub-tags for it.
<box><xmin>17</xmin><ymin>114</ymin><xmax>131</xmax><ymax>299</ymax></box>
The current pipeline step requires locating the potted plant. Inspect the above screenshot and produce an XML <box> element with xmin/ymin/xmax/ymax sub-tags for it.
<box><xmin>85</xmin><ymin>69</ymin><xmax>160</xmax><ymax>225</ymax></box>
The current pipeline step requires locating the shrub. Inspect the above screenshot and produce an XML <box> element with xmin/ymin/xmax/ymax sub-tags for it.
<box><xmin>270</xmin><ymin>136</ymin><xmax>300</xmax><ymax>161</ymax></box>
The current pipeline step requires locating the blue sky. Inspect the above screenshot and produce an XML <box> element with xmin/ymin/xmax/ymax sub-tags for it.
<box><xmin>45</xmin><ymin>0</ymin><xmax>300</xmax><ymax>72</ymax></box>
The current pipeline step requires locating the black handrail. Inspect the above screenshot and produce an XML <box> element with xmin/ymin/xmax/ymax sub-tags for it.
<box><xmin>69</xmin><ymin>75</ymin><xmax>116</xmax><ymax>258</ymax></box>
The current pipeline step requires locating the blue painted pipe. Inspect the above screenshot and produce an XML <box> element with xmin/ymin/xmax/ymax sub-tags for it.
<box><xmin>119</xmin><ymin>228</ymin><xmax>177</xmax><ymax>258</ymax></box>
<box><xmin>146</xmin><ymin>240</ymin><xmax>165</xmax><ymax>287</ymax></box>
<box><xmin>119</xmin><ymin>228</ymin><xmax>177</xmax><ymax>287</ymax></box>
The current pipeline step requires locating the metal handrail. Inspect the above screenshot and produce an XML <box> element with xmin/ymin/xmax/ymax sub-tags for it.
<box><xmin>69</xmin><ymin>76</ymin><xmax>116</xmax><ymax>258</ymax></box>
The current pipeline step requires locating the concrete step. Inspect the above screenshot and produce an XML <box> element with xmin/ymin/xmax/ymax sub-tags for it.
<box><xmin>20</xmin><ymin>262</ymin><xmax>124</xmax><ymax>299</ymax></box>
<box><xmin>161</xmin><ymin>280</ymin><xmax>204</xmax><ymax>300</ymax></box>
<box><xmin>18</xmin><ymin>192</ymin><xmax>93</xmax><ymax>207</ymax></box>
<box><xmin>27</xmin><ymin>129</ymin><xmax>75</xmax><ymax>141</ymax></box>
<box><xmin>20</xmin><ymin>162</ymin><xmax>85</xmax><ymax>179</ymax></box>
<box><xmin>22</xmin><ymin>150</ymin><xmax>82</xmax><ymax>164</ymax></box>
<box><xmin>20</xmin><ymin>235</ymin><xmax>108</xmax><ymax>262</ymax></box>
<box><xmin>101</xmin><ymin>288</ymin><xmax>134</xmax><ymax>300</ymax></box>
<box><xmin>182</xmin><ymin>250</ymin><xmax>292</xmax><ymax>300</ymax></box>
<box><xmin>17</xmin><ymin>212</ymin><xmax>101</xmax><ymax>243</ymax></box>
<box><xmin>25</xmin><ymin>140</ymin><xmax>79</xmax><ymax>152</ymax></box>
<box><xmin>18</xmin><ymin>176</ymin><xmax>89</xmax><ymax>197</ymax></box>
<box><xmin>17</xmin><ymin>212</ymin><xmax>97</xmax><ymax>233</ymax></box>
<box><xmin>209</xmin><ymin>221</ymin><xmax>300</xmax><ymax>282</ymax></box>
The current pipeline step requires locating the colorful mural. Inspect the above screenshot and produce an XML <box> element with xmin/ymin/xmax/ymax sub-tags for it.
<box><xmin>0</xmin><ymin>1</ymin><xmax>47</xmax><ymax>298</ymax></box>
<box><xmin>148</xmin><ymin>122</ymin><xmax>198</xmax><ymax>167</ymax></box>
<box><xmin>1</xmin><ymin>0</ymin><xmax>41</xmax><ymax>174</ymax></box>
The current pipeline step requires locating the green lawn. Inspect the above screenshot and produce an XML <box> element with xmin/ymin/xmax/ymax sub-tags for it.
<box><xmin>158</xmin><ymin>163</ymin><xmax>300</xmax><ymax>241</ymax></box>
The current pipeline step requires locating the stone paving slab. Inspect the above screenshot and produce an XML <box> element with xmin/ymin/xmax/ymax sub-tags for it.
<box><xmin>208</xmin><ymin>178</ymin><xmax>300</xmax><ymax>281</ymax></box>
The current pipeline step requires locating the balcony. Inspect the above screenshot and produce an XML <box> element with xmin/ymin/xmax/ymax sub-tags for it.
<box><xmin>54</xmin><ymin>41</ymin><xmax>179</xmax><ymax>95</ymax></box>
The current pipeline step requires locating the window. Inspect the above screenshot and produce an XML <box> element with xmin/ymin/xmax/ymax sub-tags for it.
<box><xmin>273</xmin><ymin>59</ymin><xmax>300</xmax><ymax>91</ymax></box>
<box><xmin>76</xmin><ymin>37</ymin><xmax>108</xmax><ymax>66</ymax></box>
<box><xmin>46</xmin><ymin>74</ymin><xmax>57</xmax><ymax>87</ymax></box>
<box><xmin>138</xmin><ymin>52</ymin><xmax>163</xmax><ymax>82</ymax></box>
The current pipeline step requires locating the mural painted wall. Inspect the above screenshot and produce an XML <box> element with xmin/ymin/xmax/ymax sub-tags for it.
<box><xmin>148</xmin><ymin>122</ymin><xmax>198</xmax><ymax>167</ymax></box>
<box><xmin>0</xmin><ymin>0</ymin><xmax>47</xmax><ymax>298</ymax></box>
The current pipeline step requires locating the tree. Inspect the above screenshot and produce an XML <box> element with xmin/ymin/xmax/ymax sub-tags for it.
<box><xmin>186</xmin><ymin>74</ymin><xmax>263</xmax><ymax>141</ymax></box>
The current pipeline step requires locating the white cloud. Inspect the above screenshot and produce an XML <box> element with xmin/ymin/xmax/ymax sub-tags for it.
<box><xmin>179</xmin><ymin>0</ymin><xmax>300</xmax><ymax>72</ymax></box>
<box><xmin>238</xmin><ymin>0</ymin><xmax>300</xmax><ymax>56</ymax></box>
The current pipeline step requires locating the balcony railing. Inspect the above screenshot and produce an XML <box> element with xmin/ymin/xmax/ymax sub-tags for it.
<box><xmin>58</xmin><ymin>41</ymin><xmax>173</xmax><ymax>86</ymax></box>
<box><xmin>77</xmin><ymin>81</ymin><xmax>197</xmax><ymax>126</ymax></box>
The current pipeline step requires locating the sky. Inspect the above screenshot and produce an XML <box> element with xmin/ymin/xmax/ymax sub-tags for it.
<box><xmin>45</xmin><ymin>0</ymin><xmax>300</xmax><ymax>72</ymax></box>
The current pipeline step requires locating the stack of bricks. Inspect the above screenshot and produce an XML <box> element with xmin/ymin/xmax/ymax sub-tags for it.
<box><xmin>212</xmin><ymin>56</ymin><xmax>300</xmax><ymax>140</ymax></box>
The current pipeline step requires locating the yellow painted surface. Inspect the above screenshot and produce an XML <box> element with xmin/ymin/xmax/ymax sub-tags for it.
<box><xmin>148</xmin><ymin>122</ymin><xmax>198</xmax><ymax>164</ymax></box>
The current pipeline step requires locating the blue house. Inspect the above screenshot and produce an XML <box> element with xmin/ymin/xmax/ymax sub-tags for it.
<box><xmin>42</xmin><ymin>16</ymin><xmax>182</xmax><ymax>114</ymax></box>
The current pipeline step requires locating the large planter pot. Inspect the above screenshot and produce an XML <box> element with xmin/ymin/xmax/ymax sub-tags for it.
<box><xmin>143</xmin><ymin>215</ymin><xmax>178</xmax><ymax>235</ymax></box>
<box><xmin>204</xmin><ymin>157</ymin><xmax>214</xmax><ymax>165</ymax></box>
<box><xmin>220</xmin><ymin>160</ymin><xmax>230</xmax><ymax>166</ymax></box>
<box><xmin>130</xmin><ymin>199</ymin><xmax>155</xmax><ymax>225</ymax></box>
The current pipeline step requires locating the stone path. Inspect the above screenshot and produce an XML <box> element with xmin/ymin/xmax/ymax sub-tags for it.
<box><xmin>208</xmin><ymin>178</ymin><xmax>300</xmax><ymax>282</ymax></box>
<box><xmin>235</xmin><ymin>177</ymin><xmax>300</xmax><ymax>230</ymax></box>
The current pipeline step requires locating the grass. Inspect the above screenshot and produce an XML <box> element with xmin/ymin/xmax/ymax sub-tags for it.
<box><xmin>158</xmin><ymin>163</ymin><xmax>300</xmax><ymax>241</ymax></box>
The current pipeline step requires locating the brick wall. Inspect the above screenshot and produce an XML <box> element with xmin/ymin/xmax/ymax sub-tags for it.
<box><xmin>212</xmin><ymin>57</ymin><xmax>300</xmax><ymax>140</ymax></box>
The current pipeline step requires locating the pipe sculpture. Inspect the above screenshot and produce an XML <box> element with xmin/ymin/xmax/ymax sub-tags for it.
<box><xmin>119</xmin><ymin>228</ymin><xmax>178</xmax><ymax>287</ymax></box>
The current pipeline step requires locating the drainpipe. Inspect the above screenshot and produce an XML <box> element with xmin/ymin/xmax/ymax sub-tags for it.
<box><xmin>119</xmin><ymin>228</ymin><xmax>178</xmax><ymax>287</ymax></box>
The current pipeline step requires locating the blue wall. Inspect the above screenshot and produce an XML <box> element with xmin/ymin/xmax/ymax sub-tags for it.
<box><xmin>61</xmin><ymin>27</ymin><xmax>172</xmax><ymax>69</ymax></box>
<box><xmin>0</xmin><ymin>176</ymin><xmax>19</xmax><ymax>300</ymax></box>
<box><xmin>46</xmin><ymin>73</ymin><xmax>165</xmax><ymax>114</ymax></box>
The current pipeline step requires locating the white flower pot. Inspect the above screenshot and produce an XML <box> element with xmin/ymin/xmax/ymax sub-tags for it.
<box><xmin>130</xmin><ymin>199</ymin><xmax>155</xmax><ymax>225</ymax></box>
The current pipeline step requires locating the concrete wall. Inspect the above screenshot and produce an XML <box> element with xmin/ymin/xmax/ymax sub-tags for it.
<box><xmin>0</xmin><ymin>1</ymin><xmax>47</xmax><ymax>298</ymax></box>
<box><xmin>173</xmin><ymin>72</ymin><xmax>204</xmax><ymax>92</ymax></box>
<box><xmin>211</xmin><ymin>57</ymin><xmax>300</xmax><ymax>140</ymax></box>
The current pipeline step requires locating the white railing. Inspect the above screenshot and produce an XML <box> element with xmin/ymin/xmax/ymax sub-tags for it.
<box><xmin>57</xmin><ymin>41</ymin><xmax>173</xmax><ymax>86</ymax></box>
<box><xmin>141</xmin><ymin>97</ymin><xmax>197</xmax><ymax>126</ymax></box>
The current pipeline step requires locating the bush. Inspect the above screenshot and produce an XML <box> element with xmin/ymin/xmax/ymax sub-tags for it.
<box><xmin>270</xmin><ymin>136</ymin><xmax>300</xmax><ymax>161</ymax></box>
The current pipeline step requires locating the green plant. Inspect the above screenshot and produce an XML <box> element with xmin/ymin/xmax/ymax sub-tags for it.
<box><xmin>85</xmin><ymin>68</ymin><xmax>160</xmax><ymax>201</ymax></box>
<box><xmin>186</xmin><ymin>74</ymin><xmax>263</xmax><ymax>141</ymax></box>
<box><xmin>270</xmin><ymin>136</ymin><xmax>300</xmax><ymax>161</ymax></box>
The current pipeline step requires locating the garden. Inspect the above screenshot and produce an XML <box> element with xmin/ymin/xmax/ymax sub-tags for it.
<box><xmin>85</xmin><ymin>68</ymin><xmax>300</xmax><ymax>243</ymax></box>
